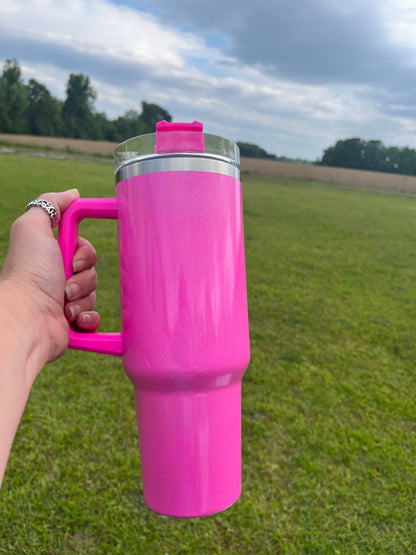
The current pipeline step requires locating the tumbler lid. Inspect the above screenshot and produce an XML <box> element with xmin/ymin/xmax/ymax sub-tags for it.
<box><xmin>155</xmin><ymin>120</ymin><xmax>205</xmax><ymax>154</ymax></box>
<box><xmin>114</xmin><ymin>121</ymin><xmax>239</xmax><ymax>175</ymax></box>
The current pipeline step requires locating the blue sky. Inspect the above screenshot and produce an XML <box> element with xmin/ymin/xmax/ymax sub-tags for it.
<box><xmin>1</xmin><ymin>0</ymin><xmax>416</xmax><ymax>160</ymax></box>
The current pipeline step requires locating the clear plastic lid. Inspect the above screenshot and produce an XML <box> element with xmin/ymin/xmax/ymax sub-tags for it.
<box><xmin>114</xmin><ymin>121</ymin><xmax>240</xmax><ymax>175</ymax></box>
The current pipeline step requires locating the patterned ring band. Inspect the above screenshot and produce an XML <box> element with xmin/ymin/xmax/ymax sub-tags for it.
<box><xmin>25</xmin><ymin>199</ymin><xmax>59</xmax><ymax>228</ymax></box>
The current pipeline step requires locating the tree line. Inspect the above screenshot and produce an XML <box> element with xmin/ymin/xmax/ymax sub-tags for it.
<box><xmin>237</xmin><ymin>142</ymin><xmax>278</xmax><ymax>160</ymax></box>
<box><xmin>0</xmin><ymin>59</ymin><xmax>172</xmax><ymax>142</ymax></box>
<box><xmin>9</xmin><ymin>57</ymin><xmax>413</xmax><ymax>173</ymax></box>
<box><xmin>319</xmin><ymin>137</ymin><xmax>416</xmax><ymax>176</ymax></box>
<box><xmin>0</xmin><ymin>58</ymin><xmax>305</xmax><ymax>162</ymax></box>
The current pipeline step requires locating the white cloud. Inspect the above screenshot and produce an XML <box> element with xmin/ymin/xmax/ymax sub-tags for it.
<box><xmin>3</xmin><ymin>0</ymin><xmax>416</xmax><ymax>159</ymax></box>
<box><xmin>380</xmin><ymin>0</ymin><xmax>416</xmax><ymax>50</ymax></box>
<box><xmin>0</xmin><ymin>0</ymin><xmax>203</xmax><ymax>69</ymax></box>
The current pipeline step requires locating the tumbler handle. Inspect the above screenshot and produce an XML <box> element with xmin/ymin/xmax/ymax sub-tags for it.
<box><xmin>58</xmin><ymin>198</ymin><xmax>123</xmax><ymax>357</ymax></box>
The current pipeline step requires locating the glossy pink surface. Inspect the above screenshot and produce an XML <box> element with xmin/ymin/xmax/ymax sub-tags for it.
<box><xmin>116</xmin><ymin>171</ymin><xmax>250</xmax><ymax>516</ymax></box>
<box><xmin>58</xmin><ymin>170</ymin><xmax>250</xmax><ymax>517</ymax></box>
<box><xmin>136</xmin><ymin>382</ymin><xmax>241</xmax><ymax>517</ymax></box>
<box><xmin>58</xmin><ymin>198</ymin><xmax>123</xmax><ymax>356</ymax></box>
<box><xmin>155</xmin><ymin>120</ymin><xmax>204</xmax><ymax>153</ymax></box>
<box><xmin>116</xmin><ymin>172</ymin><xmax>249</xmax><ymax>390</ymax></box>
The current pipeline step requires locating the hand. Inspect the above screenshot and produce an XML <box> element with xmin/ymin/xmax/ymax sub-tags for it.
<box><xmin>0</xmin><ymin>190</ymin><xmax>100</xmax><ymax>369</ymax></box>
<box><xmin>0</xmin><ymin>189</ymin><xmax>102</xmax><ymax>486</ymax></box>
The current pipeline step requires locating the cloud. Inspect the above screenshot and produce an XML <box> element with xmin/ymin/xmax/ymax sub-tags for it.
<box><xmin>0</xmin><ymin>33</ymin><xmax>148</xmax><ymax>88</ymax></box>
<box><xmin>0</xmin><ymin>0</ymin><xmax>227</xmax><ymax>115</ymax></box>
<box><xmin>2</xmin><ymin>0</ymin><xmax>416</xmax><ymax>159</ymax></box>
<box><xmin>151</xmin><ymin>0</ymin><xmax>415</xmax><ymax>86</ymax></box>
<box><xmin>1</xmin><ymin>0</ymin><xmax>202</xmax><ymax>65</ymax></box>
<box><xmin>126</xmin><ymin>2</ymin><xmax>416</xmax><ymax>123</ymax></box>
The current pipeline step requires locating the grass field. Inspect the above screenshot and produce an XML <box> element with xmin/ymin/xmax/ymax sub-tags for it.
<box><xmin>4</xmin><ymin>133</ymin><xmax>416</xmax><ymax>195</ymax></box>
<box><xmin>1</xmin><ymin>153</ymin><xmax>416</xmax><ymax>553</ymax></box>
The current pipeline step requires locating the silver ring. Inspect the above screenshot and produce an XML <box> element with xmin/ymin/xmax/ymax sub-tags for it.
<box><xmin>25</xmin><ymin>199</ymin><xmax>59</xmax><ymax>228</ymax></box>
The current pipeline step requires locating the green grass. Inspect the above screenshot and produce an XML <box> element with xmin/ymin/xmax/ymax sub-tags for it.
<box><xmin>0</xmin><ymin>138</ymin><xmax>114</xmax><ymax>164</ymax></box>
<box><xmin>1</xmin><ymin>153</ymin><xmax>416</xmax><ymax>553</ymax></box>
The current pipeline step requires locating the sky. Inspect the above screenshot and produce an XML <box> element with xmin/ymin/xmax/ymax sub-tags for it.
<box><xmin>1</xmin><ymin>0</ymin><xmax>416</xmax><ymax>160</ymax></box>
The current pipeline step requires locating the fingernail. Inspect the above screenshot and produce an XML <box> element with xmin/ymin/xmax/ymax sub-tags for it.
<box><xmin>65</xmin><ymin>283</ymin><xmax>80</xmax><ymax>300</ymax></box>
<box><xmin>80</xmin><ymin>313</ymin><xmax>92</xmax><ymax>324</ymax></box>
<box><xmin>73</xmin><ymin>260</ymin><xmax>84</xmax><ymax>273</ymax></box>
<box><xmin>69</xmin><ymin>305</ymin><xmax>80</xmax><ymax>320</ymax></box>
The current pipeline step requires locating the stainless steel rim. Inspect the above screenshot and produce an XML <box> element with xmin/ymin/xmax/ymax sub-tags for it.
<box><xmin>115</xmin><ymin>154</ymin><xmax>240</xmax><ymax>183</ymax></box>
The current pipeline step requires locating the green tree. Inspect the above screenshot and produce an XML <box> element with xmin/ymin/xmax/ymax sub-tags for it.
<box><xmin>321</xmin><ymin>138</ymin><xmax>416</xmax><ymax>176</ymax></box>
<box><xmin>90</xmin><ymin>111</ymin><xmax>117</xmax><ymax>141</ymax></box>
<box><xmin>111</xmin><ymin>109</ymin><xmax>144</xmax><ymax>142</ymax></box>
<box><xmin>0</xmin><ymin>75</ymin><xmax>7</xmax><ymax>132</ymax></box>
<box><xmin>398</xmin><ymin>147</ymin><xmax>416</xmax><ymax>176</ymax></box>
<box><xmin>62</xmin><ymin>74</ymin><xmax>97</xmax><ymax>138</ymax></box>
<box><xmin>237</xmin><ymin>142</ymin><xmax>277</xmax><ymax>160</ymax></box>
<box><xmin>382</xmin><ymin>146</ymin><xmax>400</xmax><ymax>173</ymax></box>
<box><xmin>27</xmin><ymin>79</ymin><xmax>63</xmax><ymax>136</ymax></box>
<box><xmin>0</xmin><ymin>59</ymin><xmax>29</xmax><ymax>133</ymax></box>
<box><xmin>362</xmin><ymin>140</ymin><xmax>384</xmax><ymax>171</ymax></box>
<box><xmin>0</xmin><ymin>59</ymin><xmax>177</xmax><ymax>142</ymax></box>
<box><xmin>139</xmin><ymin>101</ymin><xmax>172</xmax><ymax>133</ymax></box>
<box><xmin>321</xmin><ymin>138</ymin><xmax>365</xmax><ymax>169</ymax></box>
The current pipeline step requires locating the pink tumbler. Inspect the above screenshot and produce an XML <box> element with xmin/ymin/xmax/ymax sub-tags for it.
<box><xmin>58</xmin><ymin>121</ymin><xmax>250</xmax><ymax>517</ymax></box>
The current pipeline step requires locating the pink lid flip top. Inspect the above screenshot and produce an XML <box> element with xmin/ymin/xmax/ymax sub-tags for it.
<box><xmin>155</xmin><ymin>120</ymin><xmax>205</xmax><ymax>154</ymax></box>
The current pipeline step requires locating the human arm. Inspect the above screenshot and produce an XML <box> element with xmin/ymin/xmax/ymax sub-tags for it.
<box><xmin>0</xmin><ymin>190</ymin><xmax>99</xmax><ymax>486</ymax></box>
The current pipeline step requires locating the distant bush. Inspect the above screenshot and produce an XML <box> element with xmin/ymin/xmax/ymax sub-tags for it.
<box><xmin>320</xmin><ymin>137</ymin><xmax>416</xmax><ymax>176</ymax></box>
<box><xmin>237</xmin><ymin>141</ymin><xmax>277</xmax><ymax>160</ymax></box>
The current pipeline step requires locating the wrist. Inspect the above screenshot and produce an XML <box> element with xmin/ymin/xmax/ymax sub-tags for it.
<box><xmin>0</xmin><ymin>278</ymin><xmax>51</xmax><ymax>487</ymax></box>
<box><xmin>0</xmin><ymin>279</ymin><xmax>51</xmax><ymax>387</ymax></box>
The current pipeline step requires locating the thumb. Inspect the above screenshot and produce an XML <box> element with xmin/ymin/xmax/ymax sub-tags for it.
<box><xmin>38</xmin><ymin>189</ymin><xmax>80</xmax><ymax>223</ymax></box>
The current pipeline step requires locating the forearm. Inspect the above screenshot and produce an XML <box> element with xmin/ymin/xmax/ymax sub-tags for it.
<box><xmin>0</xmin><ymin>281</ymin><xmax>48</xmax><ymax>486</ymax></box>
<box><xmin>0</xmin><ymin>189</ymin><xmax>101</xmax><ymax>487</ymax></box>
<box><xmin>0</xmin><ymin>360</ymin><xmax>32</xmax><ymax>486</ymax></box>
